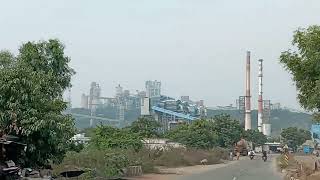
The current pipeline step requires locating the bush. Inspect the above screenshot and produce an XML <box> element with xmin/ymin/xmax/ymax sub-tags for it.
<box><xmin>53</xmin><ymin>149</ymin><xmax>130</xmax><ymax>179</ymax></box>
<box><xmin>91</xmin><ymin>125</ymin><xmax>143</xmax><ymax>151</ymax></box>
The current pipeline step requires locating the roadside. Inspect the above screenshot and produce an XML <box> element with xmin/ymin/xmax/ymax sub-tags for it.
<box><xmin>130</xmin><ymin>158</ymin><xmax>240</xmax><ymax>180</ymax></box>
<box><xmin>279</xmin><ymin>154</ymin><xmax>320</xmax><ymax>180</ymax></box>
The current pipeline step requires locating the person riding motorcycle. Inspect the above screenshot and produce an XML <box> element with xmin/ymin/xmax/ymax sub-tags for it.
<box><xmin>248</xmin><ymin>150</ymin><xmax>255</xmax><ymax>160</ymax></box>
<box><xmin>262</xmin><ymin>150</ymin><xmax>267</xmax><ymax>161</ymax></box>
<box><xmin>249</xmin><ymin>150</ymin><xmax>255</xmax><ymax>156</ymax></box>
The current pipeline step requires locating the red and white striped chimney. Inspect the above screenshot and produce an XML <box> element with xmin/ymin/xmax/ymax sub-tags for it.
<box><xmin>258</xmin><ymin>59</ymin><xmax>263</xmax><ymax>132</ymax></box>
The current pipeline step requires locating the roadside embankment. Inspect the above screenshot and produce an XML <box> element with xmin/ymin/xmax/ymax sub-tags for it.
<box><xmin>278</xmin><ymin>154</ymin><xmax>320</xmax><ymax>180</ymax></box>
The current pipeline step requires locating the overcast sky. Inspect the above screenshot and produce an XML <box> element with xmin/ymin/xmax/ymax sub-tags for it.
<box><xmin>1</xmin><ymin>0</ymin><xmax>319</xmax><ymax>109</ymax></box>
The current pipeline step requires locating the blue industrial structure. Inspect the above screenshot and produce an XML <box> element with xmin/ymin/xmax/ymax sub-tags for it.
<box><xmin>151</xmin><ymin>106</ymin><xmax>198</xmax><ymax>121</ymax></box>
<box><xmin>311</xmin><ymin>124</ymin><xmax>320</xmax><ymax>144</ymax></box>
<box><xmin>151</xmin><ymin>106</ymin><xmax>199</xmax><ymax>132</ymax></box>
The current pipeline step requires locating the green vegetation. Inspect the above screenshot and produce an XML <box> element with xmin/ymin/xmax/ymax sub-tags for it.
<box><xmin>0</xmin><ymin>39</ymin><xmax>75</xmax><ymax>167</ymax></box>
<box><xmin>212</xmin><ymin>114</ymin><xmax>244</xmax><ymax>148</ymax></box>
<box><xmin>280</xmin><ymin>25</ymin><xmax>320</xmax><ymax>122</ymax></box>
<box><xmin>244</xmin><ymin>129</ymin><xmax>267</xmax><ymax>148</ymax></box>
<box><xmin>281</xmin><ymin>127</ymin><xmax>311</xmax><ymax>150</ymax></box>
<box><xmin>91</xmin><ymin>125</ymin><xmax>143</xmax><ymax>151</ymax></box>
<box><xmin>165</xmin><ymin>119</ymin><xmax>218</xmax><ymax>149</ymax></box>
<box><xmin>56</xmin><ymin>116</ymin><xmax>242</xmax><ymax>178</ymax></box>
<box><xmin>128</xmin><ymin>116</ymin><xmax>162</xmax><ymax>138</ymax></box>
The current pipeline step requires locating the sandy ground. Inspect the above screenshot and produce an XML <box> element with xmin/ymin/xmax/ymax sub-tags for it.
<box><xmin>129</xmin><ymin>160</ymin><xmax>239</xmax><ymax>180</ymax></box>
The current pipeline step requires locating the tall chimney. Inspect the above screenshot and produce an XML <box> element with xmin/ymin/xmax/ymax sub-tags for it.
<box><xmin>245</xmin><ymin>51</ymin><xmax>252</xmax><ymax>130</ymax></box>
<box><xmin>258</xmin><ymin>59</ymin><xmax>263</xmax><ymax>132</ymax></box>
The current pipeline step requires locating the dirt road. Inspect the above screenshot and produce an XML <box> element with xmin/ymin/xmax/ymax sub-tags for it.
<box><xmin>178</xmin><ymin>155</ymin><xmax>282</xmax><ymax>180</ymax></box>
<box><xmin>133</xmin><ymin>155</ymin><xmax>283</xmax><ymax>180</ymax></box>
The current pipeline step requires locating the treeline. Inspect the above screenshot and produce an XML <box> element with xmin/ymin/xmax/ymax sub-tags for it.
<box><xmin>54</xmin><ymin>115</ymin><xmax>268</xmax><ymax>179</ymax></box>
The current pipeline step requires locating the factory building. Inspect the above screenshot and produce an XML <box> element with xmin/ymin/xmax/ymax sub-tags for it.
<box><xmin>80</xmin><ymin>94</ymin><xmax>89</xmax><ymax>109</ymax></box>
<box><xmin>146</xmin><ymin>80</ymin><xmax>161</xmax><ymax>98</ymax></box>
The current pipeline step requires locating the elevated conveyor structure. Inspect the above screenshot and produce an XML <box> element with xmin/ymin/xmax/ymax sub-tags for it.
<box><xmin>71</xmin><ymin>113</ymin><xmax>120</xmax><ymax>127</ymax></box>
<box><xmin>151</xmin><ymin>106</ymin><xmax>198</xmax><ymax>132</ymax></box>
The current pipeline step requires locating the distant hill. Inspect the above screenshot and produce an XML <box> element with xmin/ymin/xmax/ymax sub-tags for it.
<box><xmin>71</xmin><ymin>107</ymin><xmax>313</xmax><ymax>135</ymax></box>
<box><xmin>207</xmin><ymin>109</ymin><xmax>313</xmax><ymax>135</ymax></box>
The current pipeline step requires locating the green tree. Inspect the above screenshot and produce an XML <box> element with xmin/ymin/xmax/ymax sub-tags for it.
<box><xmin>244</xmin><ymin>129</ymin><xmax>267</xmax><ymax>148</ymax></box>
<box><xmin>0</xmin><ymin>39</ymin><xmax>76</xmax><ymax>167</ymax></box>
<box><xmin>166</xmin><ymin>119</ymin><xmax>218</xmax><ymax>149</ymax></box>
<box><xmin>91</xmin><ymin>125</ymin><xmax>143</xmax><ymax>151</ymax></box>
<box><xmin>280</xmin><ymin>25</ymin><xmax>320</xmax><ymax>122</ymax></box>
<box><xmin>212</xmin><ymin>114</ymin><xmax>244</xmax><ymax>148</ymax></box>
<box><xmin>128</xmin><ymin>116</ymin><xmax>161</xmax><ymax>138</ymax></box>
<box><xmin>280</xmin><ymin>127</ymin><xmax>311</xmax><ymax>150</ymax></box>
<box><xmin>0</xmin><ymin>50</ymin><xmax>15</xmax><ymax>68</ymax></box>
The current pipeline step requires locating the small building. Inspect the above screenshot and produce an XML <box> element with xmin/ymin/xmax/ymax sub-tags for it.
<box><xmin>142</xmin><ymin>138</ymin><xmax>185</xmax><ymax>150</ymax></box>
<box><xmin>302</xmin><ymin>140</ymin><xmax>315</xmax><ymax>154</ymax></box>
<box><xmin>71</xmin><ymin>133</ymin><xmax>91</xmax><ymax>144</ymax></box>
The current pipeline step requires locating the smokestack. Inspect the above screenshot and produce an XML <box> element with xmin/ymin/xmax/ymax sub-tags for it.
<box><xmin>258</xmin><ymin>59</ymin><xmax>263</xmax><ymax>132</ymax></box>
<box><xmin>245</xmin><ymin>51</ymin><xmax>252</xmax><ymax>130</ymax></box>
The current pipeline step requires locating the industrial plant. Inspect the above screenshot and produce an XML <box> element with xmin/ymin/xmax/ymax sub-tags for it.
<box><xmin>79</xmin><ymin>80</ymin><xmax>206</xmax><ymax>129</ymax></box>
<box><xmin>75</xmin><ymin>51</ymin><xmax>277</xmax><ymax>135</ymax></box>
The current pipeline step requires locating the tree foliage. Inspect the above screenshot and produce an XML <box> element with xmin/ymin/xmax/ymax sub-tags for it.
<box><xmin>128</xmin><ymin>116</ymin><xmax>161</xmax><ymax>138</ymax></box>
<box><xmin>0</xmin><ymin>50</ymin><xmax>15</xmax><ymax>68</ymax></box>
<box><xmin>243</xmin><ymin>129</ymin><xmax>267</xmax><ymax>147</ymax></box>
<box><xmin>0</xmin><ymin>39</ymin><xmax>76</xmax><ymax>167</ymax></box>
<box><xmin>212</xmin><ymin>114</ymin><xmax>244</xmax><ymax>148</ymax></box>
<box><xmin>166</xmin><ymin>115</ymin><xmax>244</xmax><ymax>149</ymax></box>
<box><xmin>280</xmin><ymin>25</ymin><xmax>320</xmax><ymax>122</ymax></box>
<box><xmin>281</xmin><ymin>127</ymin><xmax>311</xmax><ymax>150</ymax></box>
<box><xmin>91</xmin><ymin>125</ymin><xmax>143</xmax><ymax>151</ymax></box>
<box><xmin>166</xmin><ymin>119</ymin><xmax>218</xmax><ymax>149</ymax></box>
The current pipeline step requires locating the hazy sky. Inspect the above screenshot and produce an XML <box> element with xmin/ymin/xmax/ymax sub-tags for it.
<box><xmin>1</xmin><ymin>0</ymin><xmax>319</xmax><ymax>109</ymax></box>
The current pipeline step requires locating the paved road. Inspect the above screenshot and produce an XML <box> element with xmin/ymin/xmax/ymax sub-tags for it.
<box><xmin>178</xmin><ymin>155</ymin><xmax>283</xmax><ymax>180</ymax></box>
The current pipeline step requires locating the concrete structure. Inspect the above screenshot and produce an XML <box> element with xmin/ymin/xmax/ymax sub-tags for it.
<box><xmin>258</xmin><ymin>59</ymin><xmax>263</xmax><ymax>132</ymax></box>
<box><xmin>80</xmin><ymin>94</ymin><xmax>89</xmax><ymax>109</ymax></box>
<box><xmin>181</xmin><ymin>96</ymin><xmax>190</xmax><ymax>102</ymax></box>
<box><xmin>262</xmin><ymin>100</ymin><xmax>271</xmax><ymax>136</ymax></box>
<box><xmin>146</xmin><ymin>80</ymin><xmax>161</xmax><ymax>98</ymax></box>
<box><xmin>141</xmin><ymin>97</ymin><xmax>150</xmax><ymax>115</ymax></box>
<box><xmin>236</xmin><ymin>96</ymin><xmax>246</xmax><ymax>122</ymax></box>
<box><xmin>245</xmin><ymin>51</ymin><xmax>252</xmax><ymax>130</ymax></box>
<box><xmin>311</xmin><ymin>124</ymin><xmax>320</xmax><ymax>143</ymax></box>
<box><xmin>146</xmin><ymin>80</ymin><xmax>161</xmax><ymax>107</ymax></box>
<box><xmin>262</xmin><ymin>123</ymin><xmax>271</xmax><ymax>137</ymax></box>
<box><xmin>88</xmin><ymin>82</ymin><xmax>101</xmax><ymax>111</ymax></box>
<box><xmin>196</xmin><ymin>100</ymin><xmax>204</xmax><ymax>107</ymax></box>
<box><xmin>271</xmin><ymin>103</ymin><xmax>281</xmax><ymax>110</ymax></box>
<box><xmin>116</xmin><ymin>84</ymin><xmax>123</xmax><ymax>97</ymax></box>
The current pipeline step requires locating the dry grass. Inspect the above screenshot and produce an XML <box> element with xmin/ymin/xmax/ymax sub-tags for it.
<box><xmin>53</xmin><ymin>147</ymin><xmax>228</xmax><ymax>179</ymax></box>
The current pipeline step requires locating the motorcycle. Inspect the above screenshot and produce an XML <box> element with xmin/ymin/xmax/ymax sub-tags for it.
<box><xmin>249</xmin><ymin>154</ymin><xmax>254</xmax><ymax>160</ymax></box>
<box><xmin>262</xmin><ymin>156</ymin><xmax>267</xmax><ymax>162</ymax></box>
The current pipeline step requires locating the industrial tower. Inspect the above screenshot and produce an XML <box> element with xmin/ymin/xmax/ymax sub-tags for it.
<box><xmin>258</xmin><ymin>59</ymin><xmax>263</xmax><ymax>132</ymax></box>
<box><xmin>244</xmin><ymin>51</ymin><xmax>252</xmax><ymax>130</ymax></box>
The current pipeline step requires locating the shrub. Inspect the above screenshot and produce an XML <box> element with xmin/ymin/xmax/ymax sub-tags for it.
<box><xmin>53</xmin><ymin>149</ymin><xmax>130</xmax><ymax>179</ymax></box>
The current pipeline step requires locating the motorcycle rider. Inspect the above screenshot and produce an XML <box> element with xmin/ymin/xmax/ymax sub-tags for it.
<box><xmin>262</xmin><ymin>150</ymin><xmax>267</xmax><ymax>161</ymax></box>
<box><xmin>249</xmin><ymin>149</ymin><xmax>255</xmax><ymax>156</ymax></box>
